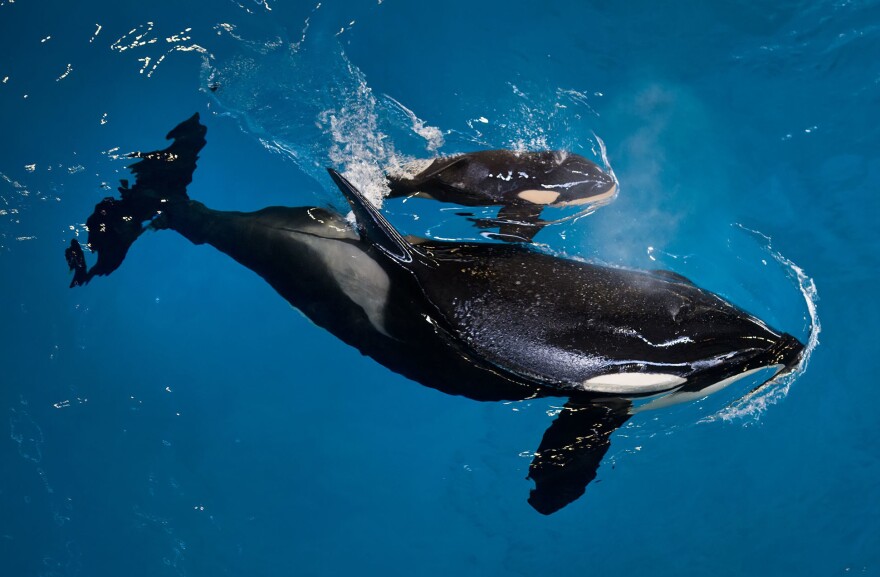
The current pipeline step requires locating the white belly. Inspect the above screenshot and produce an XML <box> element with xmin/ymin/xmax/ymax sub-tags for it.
<box><xmin>294</xmin><ymin>232</ymin><xmax>392</xmax><ymax>336</ymax></box>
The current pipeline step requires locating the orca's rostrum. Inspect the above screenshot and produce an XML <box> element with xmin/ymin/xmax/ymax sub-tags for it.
<box><xmin>66</xmin><ymin>114</ymin><xmax>805</xmax><ymax>515</ymax></box>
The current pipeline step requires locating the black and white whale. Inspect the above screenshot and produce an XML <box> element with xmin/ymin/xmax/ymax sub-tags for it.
<box><xmin>386</xmin><ymin>150</ymin><xmax>617</xmax><ymax>242</ymax></box>
<box><xmin>66</xmin><ymin>114</ymin><xmax>805</xmax><ymax>514</ymax></box>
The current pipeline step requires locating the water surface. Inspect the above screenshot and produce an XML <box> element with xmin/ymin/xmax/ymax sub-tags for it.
<box><xmin>1</xmin><ymin>1</ymin><xmax>878</xmax><ymax>575</ymax></box>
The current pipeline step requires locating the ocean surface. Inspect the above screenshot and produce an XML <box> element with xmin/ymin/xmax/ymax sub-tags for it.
<box><xmin>1</xmin><ymin>1</ymin><xmax>878</xmax><ymax>575</ymax></box>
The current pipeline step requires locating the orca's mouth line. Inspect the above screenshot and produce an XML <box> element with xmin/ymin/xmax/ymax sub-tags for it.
<box><xmin>708</xmin><ymin>225</ymin><xmax>821</xmax><ymax>422</ymax></box>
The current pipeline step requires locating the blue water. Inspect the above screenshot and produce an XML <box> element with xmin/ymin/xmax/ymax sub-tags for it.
<box><xmin>2</xmin><ymin>1</ymin><xmax>878</xmax><ymax>575</ymax></box>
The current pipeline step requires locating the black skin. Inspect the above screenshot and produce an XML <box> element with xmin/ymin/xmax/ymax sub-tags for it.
<box><xmin>386</xmin><ymin>150</ymin><xmax>617</xmax><ymax>242</ymax></box>
<box><xmin>67</xmin><ymin>115</ymin><xmax>805</xmax><ymax>514</ymax></box>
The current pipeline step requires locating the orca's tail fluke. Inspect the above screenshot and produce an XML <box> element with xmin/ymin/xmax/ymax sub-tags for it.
<box><xmin>66</xmin><ymin>113</ymin><xmax>206</xmax><ymax>287</ymax></box>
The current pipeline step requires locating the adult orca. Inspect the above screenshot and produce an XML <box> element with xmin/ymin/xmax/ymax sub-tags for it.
<box><xmin>66</xmin><ymin>114</ymin><xmax>805</xmax><ymax>514</ymax></box>
<box><xmin>386</xmin><ymin>150</ymin><xmax>617</xmax><ymax>242</ymax></box>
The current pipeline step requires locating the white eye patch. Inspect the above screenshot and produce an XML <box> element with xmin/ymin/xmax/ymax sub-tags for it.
<box><xmin>581</xmin><ymin>372</ymin><xmax>687</xmax><ymax>394</ymax></box>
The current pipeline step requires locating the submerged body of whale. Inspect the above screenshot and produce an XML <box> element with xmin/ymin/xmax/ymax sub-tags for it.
<box><xmin>67</xmin><ymin>115</ymin><xmax>805</xmax><ymax>514</ymax></box>
<box><xmin>386</xmin><ymin>150</ymin><xmax>617</xmax><ymax>242</ymax></box>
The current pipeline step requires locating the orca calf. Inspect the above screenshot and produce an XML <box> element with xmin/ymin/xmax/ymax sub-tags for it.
<box><xmin>386</xmin><ymin>150</ymin><xmax>617</xmax><ymax>242</ymax></box>
<box><xmin>66</xmin><ymin>115</ymin><xmax>804</xmax><ymax>514</ymax></box>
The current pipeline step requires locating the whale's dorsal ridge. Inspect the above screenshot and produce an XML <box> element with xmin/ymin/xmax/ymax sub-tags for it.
<box><xmin>407</xmin><ymin>154</ymin><xmax>467</xmax><ymax>183</ymax></box>
<box><xmin>651</xmin><ymin>269</ymin><xmax>696</xmax><ymax>286</ymax></box>
<box><xmin>326</xmin><ymin>168</ymin><xmax>417</xmax><ymax>263</ymax></box>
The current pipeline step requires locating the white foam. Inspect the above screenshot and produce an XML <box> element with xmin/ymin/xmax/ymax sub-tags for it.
<box><xmin>318</xmin><ymin>58</ymin><xmax>393</xmax><ymax>208</ymax></box>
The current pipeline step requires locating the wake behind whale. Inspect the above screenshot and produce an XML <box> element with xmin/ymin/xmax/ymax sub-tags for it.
<box><xmin>66</xmin><ymin>115</ymin><xmax>806</xmax><ymax>514</ymax></box>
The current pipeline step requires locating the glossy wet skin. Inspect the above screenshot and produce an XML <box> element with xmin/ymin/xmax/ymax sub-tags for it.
<box><xmin>334</xmin><ymin>167</ymin><xmax>805</xmax><ymax>402</ymax></box>
<box><xmin>68</xmin><ymin>114</ymin><xmax>806</xmax><ymax>515</ymax></box>
<box><xmin>155</xmin><ymin>200</ymin><xmax>546</xmax><ymax>403</ymax></box>
<box><xmin>407</xmin><ymin>240</ymin><xmax>803</xmax><ymax>398</ymax></box>
<box><xmin>153</xmin><ymin>192</ymin><xmax>803</xmax><ymax>407</ymax></box>
<box><xmin>386</xmin><ymin>150</ymin><xmax>618</xmax><ymax>242</ymax></box>
<box><xmin>387</xmin><ymin>150</ymin><xmax>617</xmax><ymax>207</ymax></box>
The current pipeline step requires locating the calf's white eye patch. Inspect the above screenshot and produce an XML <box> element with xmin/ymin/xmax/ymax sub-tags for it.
<box><xmin>517</xmin><ymin>189</ymin><xmax>560</xmax><ymax>204</ymax></box>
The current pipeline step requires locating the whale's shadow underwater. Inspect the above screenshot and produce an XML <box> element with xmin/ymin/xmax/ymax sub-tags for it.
<box><xmin>66</xmin><ymin>114</ymin><xmax>805</xmax><ymax>515</ymax></box>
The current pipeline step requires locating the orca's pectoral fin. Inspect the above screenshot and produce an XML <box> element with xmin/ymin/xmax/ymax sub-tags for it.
<box><xmin>470</xmin><ymin>203</ymin><xmax>545</xmax><ymax>243</ymax></box>
<box><xmin>527</xmin><ymin>399</ymin><xmax>630</xmax><ymax>515</ymax></box>
<box><xmin>65</xmin><ymin>239</ymin><xmax>91</xmax><ymax>287</ymax></box>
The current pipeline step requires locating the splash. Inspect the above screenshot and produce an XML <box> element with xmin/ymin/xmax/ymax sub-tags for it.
<box><xmin>461</xmin><ymin>84</ymin><xmax>602</xmax><ymax>154</ymax></box>
<box><xmin>203</xmin><ymin>23</ymin><xmax>445</xmax><ymax>209</ymax></box>
<box><xmin>707</xmin><ymin>225</ymin><xmax>821</xmax><ymax>422</ymax></box>
<box><xmin>318</xmin><ymin>56</ymin><xmax>393</xmax><ymax>207</ymax></box>
<box><xmin>437</xmin><ymin>84</ymin><xmax>613</xmax><ymax>239</ymax></box>
<box><xmin>383</xmin><ymin>95</ymin><xmax>445</xmax><ymax>153</ymax></box>
<box><xmin>203</xmin><ymin>18</ymin><xmax>608</xmax><ymax>232</ymax></box>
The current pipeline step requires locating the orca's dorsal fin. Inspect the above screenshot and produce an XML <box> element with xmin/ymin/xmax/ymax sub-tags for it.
<box><xmin>327</xmin><ymin>168</ymin><xmax>416</xmax><ymax>263</ymax></box>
